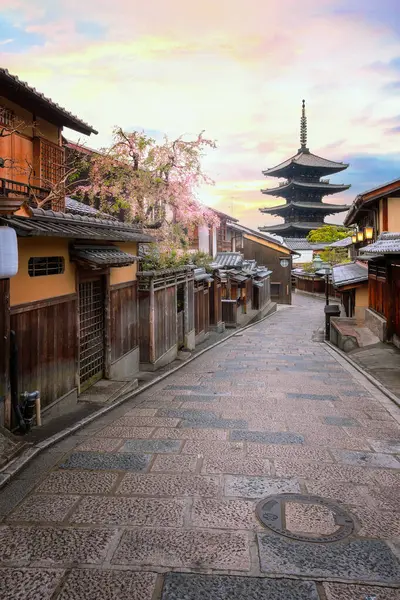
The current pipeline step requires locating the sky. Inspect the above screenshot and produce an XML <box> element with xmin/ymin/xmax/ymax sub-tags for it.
<box><xmin>1</xmin><ymin>0</ymin><xmax>400</xmax><ymax>230</ymax></box>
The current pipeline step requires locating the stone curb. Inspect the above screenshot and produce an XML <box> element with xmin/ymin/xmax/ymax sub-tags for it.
<box><xmin>324</xmin><ymin>340</ymin><xmax>400</xmax><ymax>409</ymax></box>
<box><xmin>0</xmin><ymin>306</ymin><xmax>279</xmax><ymax>490</ymax></box>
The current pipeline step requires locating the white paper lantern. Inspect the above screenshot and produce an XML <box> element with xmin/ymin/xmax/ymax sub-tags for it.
<box><xmin>0</xmin><ymin>227</ymin><xmax>18</xmax><ymax>278</ymax></box>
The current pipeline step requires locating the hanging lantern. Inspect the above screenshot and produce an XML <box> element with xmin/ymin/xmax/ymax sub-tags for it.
<box><xmin>364</xmin><ymin>226</ymin><xmax>374</xmax><ymax>240</ymax></box>
<box><xmin>351</xmin><ymin>233</ymin><xmax>357</xmax><ymax>244</ymax></box>
<box><xmin>357</xmin><ymin>231</ymin><xmax>364</xmax><ymax>242</ymax></box>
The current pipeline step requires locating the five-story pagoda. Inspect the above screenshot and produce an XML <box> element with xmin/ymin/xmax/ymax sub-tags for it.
<box><xmin>259</xmin><ymin>101</ymin><xmax>351</xmax><ymax>238</ymax></box>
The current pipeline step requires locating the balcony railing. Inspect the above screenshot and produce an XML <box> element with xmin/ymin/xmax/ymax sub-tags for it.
<box><xmin>0</xmin><ymin>177</ymin><xmax>49</xmax><ymax>201</ymax></box>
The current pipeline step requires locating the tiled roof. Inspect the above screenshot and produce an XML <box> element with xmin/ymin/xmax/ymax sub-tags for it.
<box><xmin>261</xmin><ymin>201</ymin><xmax>350</xmax><ymax>213</ymax></box>
<box><xmin>213</xmin><ymin>252</ymin><xmax>243</xmax><ymax>267</ymax></box>
<box><xmin>71</xmin><ymin>245</ymin><xmax>138</xmax><ymax>267</ymax></box>
<box><xmin>260</xmin><ymin>221</ymin><xmax>325</xmax><ymax>233</ymax></box>
<box><xmin>284</xmin><ymin>238</ymin><xmax>313</xmax><ymax>250</ymax></box>
<box><xmin>1</xmin><ymin>208</ymin><xmax>154</xmax><ymax>243</ymax></box>
<box><xmin>360</xmin><ymin>232</ymin><xmax>400</xmax><ymax>255</ymax></box>
<box><xmin>228</xmin><ymin>221</ymin><xmax>286</xmax><ymax>246</ymax></box>
<box><xmin>332</xmin><ymin>262</ymin><xmax>368</xmax><ymax>288</ymax></box>
<box><xmin>65</xmin><ymin>197</ymin><xmax>117</xmax><ymax>219</ymax></box>
<box><xmin>330</xmin><ymin>236</ymin><xmax>353</xmax><ymax>248</ymax></box>
<box><xmin>261</xmin><ymin>181</ymin><xmax>350</xmax><ymax>195</ymax></box>
<box><xmin>194</xmin><ymin>267</ymin><xmax>213</xmax><ymax>282</ymax></box>
<box><xmin>0</xmin><ymin>68</ymin><xmax>97</xmax><ymax>135</ymax></box>
<box><xmin>263</xmin><ymin>151</ymin><xmax>348</xmax><ymax>177</ymax></box>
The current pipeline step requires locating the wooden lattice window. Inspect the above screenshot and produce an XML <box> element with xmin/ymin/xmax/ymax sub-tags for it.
<box><xmin>33</xmin><ymin>137</ymin><xmax>65</xmax><ymax>211</ymax></box>
<box><xmin>0</xmin><ymin>105</ymin><xmax>15</xmax><ymax>128</ymax></box>
<box><xmin>28</xmin><ymin>256</ymin><xmax>65</xmax><ymax>277</ymax></box>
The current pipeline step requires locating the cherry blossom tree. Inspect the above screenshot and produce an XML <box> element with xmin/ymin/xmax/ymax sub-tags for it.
<box><xmin>77</xmin><ymin>128</ymin><xmax>219</xmax><ymax>239</ymax></box>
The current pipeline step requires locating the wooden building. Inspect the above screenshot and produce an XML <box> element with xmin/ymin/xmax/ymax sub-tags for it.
<box><xmin>0</xmin><ymin>69</ymin><xmax>153</xmax><ymax>429</ymax></box>
<box><xmin>227</xmin><ymin>222</ymin><xmax>294</xmax><ymax>304</ymax></box>
<box><xmin>188</xmin><ymin>209</ymin><xmax>238</xmax><ymax>257</ymax></box>
<box><xmin>331</xmin><ymin>262</ymin><xmax>368</xmax><ymax>318</ymax></box>
<box><xmin>193</xmin><ymin>268</ymin><xmax>214</xmax><ymax>345</ymax></box>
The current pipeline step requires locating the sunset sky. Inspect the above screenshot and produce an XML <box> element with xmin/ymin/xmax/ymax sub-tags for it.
<box><xmin>1</xmin><ymin>0</ymin><xmax>400</xmax><ymax>229</ymax></box>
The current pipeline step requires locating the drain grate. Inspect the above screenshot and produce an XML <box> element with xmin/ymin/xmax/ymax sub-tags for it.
<box><xmin>256</xmin><ymin>493</ymin><xmax>355</xmax><ymax>543</ymax></box>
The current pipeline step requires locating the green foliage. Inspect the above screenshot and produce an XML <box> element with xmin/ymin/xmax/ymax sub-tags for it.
<box><xmin>319</xmin><ymin>248</ymin><xmax>350</xmax><ymax>265</ymax></box>
<box><xmin>190</xmin><ymin>251</ymin><xmax>213</xmax><ymax>272</ymax></box>
<box><xmin>307</xmin><ymin>225</ymin><xmax>351</xmax><ymax>244</ymax></box>
<box><xmin>140</xmin><ymin>244</ymin><xmax>191</xmax><ymax>272</ymax></box>
<box><xmin>302</xmin><ymin>263</ymin><xmax>316</xmax><ymax>273</ymax></box>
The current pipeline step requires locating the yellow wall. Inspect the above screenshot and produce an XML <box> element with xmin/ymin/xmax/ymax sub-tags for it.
<box><xmin>10</xmin><ymin>237</ymin><xmax>76</xmax><ymax>306</ymax></box>
<box><xmin>388</xmin><ymin>198</ymin><xmax>400</xmax><ymax>231</ymax></box>
<box><xmin>110</xmin><ymin>243</ymin><xmax>138</xmax><ymax>286</ymax></box>
<box><xmin>355</xmin><ymin>284</ymin><xmax>369</xmax><ymax>320</ymax></box>
<box><xmin>244</xmin><ymin>233</ymin><xmax>291</xmax><ymax>255</ymax></box>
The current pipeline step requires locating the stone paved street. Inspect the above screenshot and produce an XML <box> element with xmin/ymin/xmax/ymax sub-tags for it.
<box><xmin>1</xmin><ymin>293</ymin><xmax>400</xmax><ymax>599</ymax></box>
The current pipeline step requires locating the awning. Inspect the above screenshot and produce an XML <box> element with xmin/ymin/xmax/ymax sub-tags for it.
<box><xmin>71</xmin><ymin>245</ymin><xmax>138</xmax><ymax>268</ymax></box>
<box><xmin>230</xmin><ymin>274</ymin><xmax>248</xmax><ymax>283</ymax></box>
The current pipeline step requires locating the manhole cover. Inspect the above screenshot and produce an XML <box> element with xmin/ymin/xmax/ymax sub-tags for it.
<box><xmin>256</xmin><ymin>493</ymin><xmax>355</xmax><ymax>543</ymax></box>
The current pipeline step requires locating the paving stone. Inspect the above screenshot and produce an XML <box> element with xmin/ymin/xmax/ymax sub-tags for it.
<box><xmin>58</xmin><ymin>569</ymin><xmax>157</xmax><ymax>600</ymax></box>
<box><xmin>119</xmin><ymin>440</ymin><xmax>181</xmax><ymax>454</ymax></box>
<box><xmin>275</xmin><ymin>460</ymin><xmax>377</xmax><ymax>484</ymax></box>
<box><xmin>304</xmin><ymin>481</ymin><xmax>371</xmax><ymax>507</ymax></box>
<box><xmin>231</xmin><ymin>430</ymin><xmax>304</xmax><ymax>444</ymax></box>
<box><xmin>258</xmin><ymin>533</ymin><xmax>400</xmax><ymax>583</ymax></box>
<box><xmin>324</xmin><ymin>416</ymin><xmax>360</xmax><ymax>426</ymax></box>
<box><xmin>112</xmin><ymin>528</ymin><xmax>250</xmax><ymax>570</ymax></box>
<box><xmin>37</xmin><ymin>471</ymin><xmax>118</xmax><ymax>494</ymax></box>
<box><xmin>287</xmin><ymin>393</ymin><xmax>338</xmax><ymax>401</ymax></box>
<box><xmin>124</xmin><ymin>408</ymin><xmax>158</xmax><ymax>416</ymax></box>
<box><xmin>151</xmin><ymin>454</ymin><xmax>198</xmax><ymax>472</ymax></box>
<box><xmin>117</xmin><ymin>473</ymin><xmax>219</xmax><ymax>497</ymax></box>
<box><xmin>113</xmin><ymin>416</ymin><xmax>180</xmax><ymax>427</ymax></box>
<box><xmin>157</xmin><ymin>408</ymin><xmax>221</xmax><ymax>420</ymax></box>
<box><xmin>368</xmin><ymin>486</ymin><xmax>399</xmax><ymax>510</ymax></box>
<box><xmin>182</xmin><ymin>440</ymin><xmax>244</xmax><ymax>455</ymax></box>
<box><xmin>202</xmin><ymin>455</ymin><xmax>270</xmax><ymax>476</ymax></box>
<box><xmin>225</xmin><ymin>475</ymin><xmax>300</xmax><ymax>498</ymax></box>
<box><xmin>152</xmin><ymin>427</ymin><xmax>227</xmax><ymax>440</ymax></box>
<box><xmin>15</xmin><ymin>452</ymin><xmax>66</xmax><ymax>481</ymax></box>
<box><xmin>323</xmin><ymin>582</ymin><xmax>400</xmax><ymax>600</ymax></box>
<box><xmin>164</xmin><ymin>385</ymin><xmax>211</xmax><ymax>391</ymax></box>
<box><xmin>76</xmin><ymin>438</ymin><xmax>124</xmax><ymax>452</ymax></box>
<box><xmin>368</xmin><ymin>439</ymin><xmax>400</xmax><ymax>454</ymax></box>
<box><xmin>96</xmin><ymin>426</ymin><xmax>155</xmax><ymax>438</ymax></box>
<box><xmin>175</xmin><ymin>395</ymin><xmax>219</xmax><ymax>402</ymax></box>
<box><xmin>191</xmin><ymin>499</ymin><xmax>259</xmax><ymax>530</ymax></box>
<box><xmin>161</xmin><ymin>573</ymin><xmax>320</xmax><ymax>600</ymax></box>
<box><xmin>369</xmin><ymin>469</ymin><xmax>400</xmax><ymax>488</ymax></box>
<box><xmin>351</xmin><ymin>507</ymin><xmax>400</xmax><ymax>538</ymax></box>
<box><xmin>246</xmin><ymin>444</ymin><xmax>333</xmax><ymax>462</ymax></box>
<box><xmin>180</xmin><ymin>418</ymin><xmax>248</xmax><ymax>429</ymax></box>
<box><xmin>331</xmin><ymin>450</ymin><xmax>400</xmax><ymax>469</ymax></box>
<box><xmin>0</xmin><ymin>567</ymin><xmax>64</xmax><ymax>600</ymax></box>
<box><xmin>0</xmin><ymin>525</ymin><xmax>117</xmax><ymax>565</ymax></box>
<box><xmin>69</xmin><ymin>496</ymin><xmax>186</xmax><ymax>526</ymax></box>
<box><xmin>8</xmin><ymin>495</ymin><xmax>80</xmax><ymax>523</ymax></box>
<box><xmin>59</xmin><ymin>451</ymin><xmax>151</xmax><ymax>472</ymax></box>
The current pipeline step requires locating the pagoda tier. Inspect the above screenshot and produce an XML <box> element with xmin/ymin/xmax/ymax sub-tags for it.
<box><xmin>259</xmin><ymin>100</ymin><xmax>350</xmax><ymax>238</ymax></box>
<box><xmin>260</xmin><ymin>200</ymin><xmax>351</xmax><ymax>217</ymax></box>
<box><xmin>261</xmin><ymin>179</ymin><xmax>350</xmax><ymax>199</ymax></box>
<box><xmin>259</xmin><ymin>221</ymin><xmax>326</xmax><ymax>238</ymax></box>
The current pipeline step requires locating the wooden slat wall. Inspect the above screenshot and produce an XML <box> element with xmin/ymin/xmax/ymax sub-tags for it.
<box><xmin>222</xmin><ymin>299</ymin><xmax>237</xmax><ymax>327</ymax></box>
<box><xmin>209</xmin><ymin>280</ymin><xmax>222</xmax><ymax>326</ymax></box>
<box><xmin>392</xmin><ymin>264</ymin><xmax>400</xmax><ymax>338</ymax></box>
<box><xmin>154</xmin><ymin>286</ymin><xmax>177</xmax><ymax>360</ymax></box>
<box><xmin>10</xmin><ymin>295</ymin><xmax>77</xmax><ymax>411</ymax></box>
<box><xmin>194</xmin><ymin>283</ymin><xmax>210</xmax><ymax>336</ymax></box>
<box><xmin>187</xmin><ymin>279</ymin><xmax>195</xmax><ymax>333</ymax></box>
<box><xmin>0</xmin><ymin>279</ymin><xmax>10</xmax><ymax>427</ymax></box>
<box><xmin>110</xmin><ymin>281</ymin><xmax>139</xmax><ymax>363</ymax></box>
<box><xmin>138</xmin><ymin>290</ymin><xmax>150</xmax><ymax>363</ymax></box>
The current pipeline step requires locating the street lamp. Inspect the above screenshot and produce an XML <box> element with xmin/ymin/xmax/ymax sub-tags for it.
<box><xmin>357</xmin><ymin>231</ymin><xmax>364</xmax><ymax>243</ymax></box>
<box><xmin>312</xmin><ymin>254</ymin><xmax>323</xmax><ymax>271</ymax></box>
<box><xmin>351</xmin><ymin>233</ymin><xmax>357</xmax><ymax>244</ymax></box>
<box><xmin>364</xmin><ymin>226</ymin><xmax>374</xmax><ymax>241</ymax></box>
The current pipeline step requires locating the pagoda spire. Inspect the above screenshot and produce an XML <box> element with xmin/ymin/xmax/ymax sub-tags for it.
<box><xmin>299</xmin><ymin>99</ymin><xmax>309</xmax><ymax>153</ymax></box>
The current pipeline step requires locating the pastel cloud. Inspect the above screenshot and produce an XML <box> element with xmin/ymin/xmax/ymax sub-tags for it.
<box><xmin>1</xmin><ymin>0</ymin><xmax>400</xmax><ymax>230</ymax></box>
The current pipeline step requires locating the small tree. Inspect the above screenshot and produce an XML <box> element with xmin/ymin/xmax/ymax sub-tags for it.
<box><xmin>307</xmin><ymin>225</ymin><xmax>351</xmax><ymax>244</ymax></box>
<box><xmin>78</xmin><ymin>128</ymin><xmax>219</xmax><ymax>242</ymax></box>
<box><xmin>319</xmin><ymin>247</ymin><xmax>350</xmax><ymax>265</ymax></box>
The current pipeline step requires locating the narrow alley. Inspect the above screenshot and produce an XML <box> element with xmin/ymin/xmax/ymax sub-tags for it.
<box><xmin>1</xmin><ymin>294</ymin><xmax>399</xmax><ymax>599</ymax></box>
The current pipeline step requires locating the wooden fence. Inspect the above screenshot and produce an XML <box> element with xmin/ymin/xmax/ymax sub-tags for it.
<box><xmin>253</xmin><ymin>276</ymin><xmax>271</xmax><ymax>311</ymax></box>
<box><xmin>138</xmin><ymin>267</ymin><xmax>195</xmax><ymax>367</ymax></box>
<box><xmin>209</xmin><ymin>276</ymin><xmax>223</xmax><ymax>329</ymax></box>
<box><xmin>194</xmin><ymin>281</ymin><xmax>210</xmax><ymax>342</ymax></box>
<box><xmin>222</xmin><ymin>299</ymin><xmax>237</xmax><ymax>327</ymax></box>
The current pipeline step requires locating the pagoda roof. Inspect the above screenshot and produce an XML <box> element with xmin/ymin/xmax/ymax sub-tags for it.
<box><xmin>260</xmin><ymin>201</ymin><xmax>351</xmax><ymax>215</ymax></box>
<box><xmin>263</xmin><ymin>150</ymin><xmax>349</xmax><ymax>178</ymax></box>
<box><xmin>259</xmin><ymin>221</ymin><xmax>326</xmax><ymax>235</ymax></box>
<box><xmin>261</xmin><ymin>180</ymin><xmax>350</xmax><ymax>197</ymax></box>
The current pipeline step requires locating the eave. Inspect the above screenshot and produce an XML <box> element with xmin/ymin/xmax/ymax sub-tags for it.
<box><xmin>260</xmin><ymin>201</ymin><xmax>351</xmax><ymax>215</ymax></box>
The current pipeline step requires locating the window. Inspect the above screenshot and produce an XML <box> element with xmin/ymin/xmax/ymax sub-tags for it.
<box><xmin>28</xmin><ymin>256</ymin><xmax>65</xmax><ymax>277</ymax></box>
<box><xmin>271</xmin><ymin>283</ymin><xmax>281</xmax><ymax>298</ymax></box>
<box><xmin>0</xmin><ymin>106</ymin><xmax>15</xmax><ymax>128</ymax></box>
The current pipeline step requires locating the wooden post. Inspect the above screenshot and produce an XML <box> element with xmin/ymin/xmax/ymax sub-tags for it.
<box><xmin>104</xmin><ymin>272</ymin><xmax>111</xmax><ymax>379</ymax></box>
<box><xmin>0</xmin><ymin>278</ymin><xmax>11</xmax><ymax>429</ymax></box>
<box><xmin>149</xmin><ymin>277</ymin><xmax>155</xmax><ymax>364</ymax></box>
